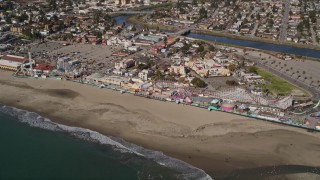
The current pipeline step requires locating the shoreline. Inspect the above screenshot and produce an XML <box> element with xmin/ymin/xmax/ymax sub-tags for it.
<box><xmin>1</xmin><ymin>70</ymin><xmax>320</xmax><ymax>179</ymax></box>
<box><xmin>0</xmin><ymin>104</ymin><xmax>210</xmax><ymax>180</ymax></box>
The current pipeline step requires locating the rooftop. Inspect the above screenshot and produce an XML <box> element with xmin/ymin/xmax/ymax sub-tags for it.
<box><xmin>1</xmin><ymin>54</ymin><xmax>25</xmax><ymax>63</ymax></box>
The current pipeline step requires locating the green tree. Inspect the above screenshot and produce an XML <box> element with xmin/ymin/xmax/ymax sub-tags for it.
<box><xmin>226</xmin><ymin>80</ymin><xmax>238</xmax><ymax>86</ymax></box>
<box><xmin>137</xmin><ymin>64</ymin><xmax>149</xmax><ymax>70</ymax></box>
<box><xmin>243</xmin><ymin>18</ymin><xmax>248</xmax><ymax>25</ymax></box>
<box><xmin>247</xmin><ymin>66</ymin><xmax>258</xmax><ymax>74</ymax></box>
<box><xmin>191</xmin><ymin>77</ymin><xmax>206</xmax><ymax>88</ymax></box>
<box><xmin>199</xmin><ymin>7</ymin><xmax>207</xmax><ymax>19</ymax></box>
<box><xmin>93</xmin><ymin>10</ymin><xmax>102</xmax><ymax>24</ymax></box>
<box><xmin>196</xmin><ymin>45</ymin><xmax>204</xmax><ymax>53</ymax></box>
<box><xmin>163</xmin><ymin>36</ymin><xmax>168</xmax><ymax>47</ymax></box>
<box><xmin>228</xmin><ymin>63</ymin><xmax>236</xmax><ymax>72</ymax></box>
<box><xmin>17</xmin><ymin>13</ymin><xmax>29</xmax><ymax>22</ymax></box>
<box><xmin>181</xmin><ymin>42</ymin><xmax>190</xmax><ymax>54</ymax></box>
<box><xmin>208</xmin><ymin>44</ymin><xmax>215</xmax><ymax>51</ymax></box>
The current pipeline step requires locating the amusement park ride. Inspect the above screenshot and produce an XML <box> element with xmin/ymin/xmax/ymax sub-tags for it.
<box><xmin>155</xmin><ymin>80</ymin><xmax>294</xmax><ymax>110</ymax></box>
<box><xmin>15</xmin><ymin>51</ymin><xmax>34</xmax><ymax>76</ymax></box>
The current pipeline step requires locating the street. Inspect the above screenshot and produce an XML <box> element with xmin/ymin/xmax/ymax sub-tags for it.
<box><xmin>279</xmin><ymin>0</ymin><xmax>290</xmax><ymax>42</ymax></box>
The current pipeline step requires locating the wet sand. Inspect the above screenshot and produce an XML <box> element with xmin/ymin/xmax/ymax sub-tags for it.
<box><xmin>0</xmin><ymin>70</ymin><xmax>319</xmax><ymax>179</ymax></box>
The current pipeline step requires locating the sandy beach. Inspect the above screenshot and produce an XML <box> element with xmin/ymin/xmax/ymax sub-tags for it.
<box><xmin>0</xmin><ymin>70</ymin><xmax>319</xmax><ymax>179</ymax></box>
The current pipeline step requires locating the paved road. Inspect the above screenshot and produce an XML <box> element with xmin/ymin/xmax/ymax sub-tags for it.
<box><xmin>311</xmin><ymin>25</ymin><xmax>318</xmax><ymax>46</ymax></box>
<box><xmin>245</xmin><ymin>54</ymin><xmax>320</xmax><ymax>100</ymax></box>
<box><xmin>251</xmin><ymin>23</ymin><xmax>259</xmax><ymax>37</ymax></box>
<box><xmin>279</xmin><ymin>0</ymin><xmax>290</xmax><ymax>42</ymax></box>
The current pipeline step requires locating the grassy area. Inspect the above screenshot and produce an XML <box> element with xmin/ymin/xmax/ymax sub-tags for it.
<box><xmin>256</xmin><ymin>68</ymin><xmax>299</xmax><ymax>96</ymax></box>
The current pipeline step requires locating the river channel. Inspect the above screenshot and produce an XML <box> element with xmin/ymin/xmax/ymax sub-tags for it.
<box><xmin>115</xmin><ymin>15</ymin><xmax>320</xmax><ymax>59</ymax></box>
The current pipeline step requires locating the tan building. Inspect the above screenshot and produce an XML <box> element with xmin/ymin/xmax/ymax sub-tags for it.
<box><xmin>115</xmin><ymin>0</ymin><xmax>136</xmax><ymax>5</ymax></box>
<box><xmin>10</xmin><ymin>24</ymin><xmax>24</xmax><ymax>34</ymax></box>
<box><xmin>0</xmin><ymin>54</ymin><xmax>26</xmax><ymax>71</ymax></box>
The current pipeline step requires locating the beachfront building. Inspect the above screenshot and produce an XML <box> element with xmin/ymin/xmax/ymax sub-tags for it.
<box><xmin>115</xmin><ymin>58</ymin><xmax>135</xmax><ymax>69</ymax></box>
<box><xmin>101</xmin><ymin>76</ymin><xmax>130</xmax><ymax>86</ymax></box>
<box><xmin>138</xmin><ymin>69</ymin><xmax>153</xmax><ymax>81</ymax></box>
<box><xmin>0</xmin><ymin>54</ymin><xmax>25</xmax><ymax>71</ymax></box>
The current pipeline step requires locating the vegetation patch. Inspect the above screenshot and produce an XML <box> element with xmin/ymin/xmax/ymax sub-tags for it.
<box><xmin>256</xmin><ymin>68</ymin><xmax>296</xmax><ymax>96</ymax></box>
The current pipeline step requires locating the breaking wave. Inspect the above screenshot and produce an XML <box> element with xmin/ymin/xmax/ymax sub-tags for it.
<box><xmin>0</xmin><ymin>104</ymin><xmax>213</xmax><ymax>180</ymax></box>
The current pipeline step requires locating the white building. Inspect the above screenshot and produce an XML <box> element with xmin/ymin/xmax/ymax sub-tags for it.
<box><xmin>138</xmin><ymin>69</ymin><xmax>153</xmax><ymax>81</ymax></box>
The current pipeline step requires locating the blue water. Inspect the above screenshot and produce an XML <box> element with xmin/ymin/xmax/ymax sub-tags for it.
<box><xmin>187</xmin><ymin>33</ymin><xmax>320</xmax><ymax>59</ymax></box>
<box><xmin>115</xmin><ymin>15</ymin><xmax>133</xmax><ymax>28</ymax></box>
<box><xmin>0</xmin><ymin>105</ymin><xmax>212</xmax><ymax>180</ymax></box>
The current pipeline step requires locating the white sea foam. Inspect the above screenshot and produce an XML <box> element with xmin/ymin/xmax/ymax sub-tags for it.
<box><xmin>0</xmin><ymin>104</ymin><xmax>213</xmax><ymax>180</ymax></box>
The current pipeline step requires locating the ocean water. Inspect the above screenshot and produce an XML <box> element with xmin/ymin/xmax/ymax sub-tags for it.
<box><xmin>0</xmin><ymin>105</ymin><xmax>212</xmax><ymax>180</ymax></box>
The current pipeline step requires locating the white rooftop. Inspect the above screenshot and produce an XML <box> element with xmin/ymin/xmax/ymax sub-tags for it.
<box><xmin>0</xmin><ymin>59</ymin><xmax>22</xmax><ymax>68</ymax></box>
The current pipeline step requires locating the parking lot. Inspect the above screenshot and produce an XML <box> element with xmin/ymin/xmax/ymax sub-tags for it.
<box><xmin>30</xmin><ymin>42</ymin><xmax>125</xmax><ymax>69</ymax></box>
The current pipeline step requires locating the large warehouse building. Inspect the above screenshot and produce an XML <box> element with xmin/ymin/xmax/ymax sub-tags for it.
<box><xmin>0</xmin><ymin>54</ymin><xmax>26</xmax><ymax>71</ymax></box>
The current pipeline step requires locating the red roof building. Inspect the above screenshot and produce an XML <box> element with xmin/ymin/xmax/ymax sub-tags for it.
<box><xmin>33</xmin><ymin>64</ymin><xmax>55</xmax><ymax>74</ymax></box>
<box><xmin>2</xmin><ymin>55</ymin><xmax>26</xmax><ymax>63</ymax></box>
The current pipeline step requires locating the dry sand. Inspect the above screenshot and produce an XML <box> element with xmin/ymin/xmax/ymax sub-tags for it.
<box><xmin>0</xmin><ymin>70</ymin><xmax>319</xmax><ymax>179</ymax></box>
